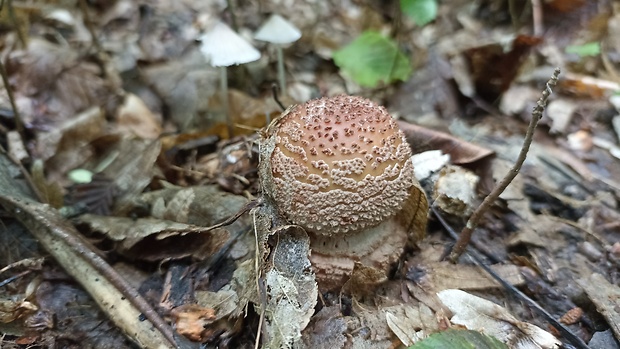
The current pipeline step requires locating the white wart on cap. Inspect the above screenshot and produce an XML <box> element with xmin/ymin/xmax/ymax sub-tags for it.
<box><xmin>264</xmin><ymin>95</ymin><xmax>416</xmax><ymax>236</ymax></box>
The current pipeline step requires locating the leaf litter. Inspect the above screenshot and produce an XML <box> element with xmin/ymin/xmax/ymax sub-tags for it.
<box><xmin>0</xmin><ymin>1</ymin><xmax>619</xmax><ymax>349</ymax></box>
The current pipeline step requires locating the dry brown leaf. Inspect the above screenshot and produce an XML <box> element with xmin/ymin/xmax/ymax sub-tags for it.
<box><xmin>577</xmin><ymin>273</ymin><xmax>620</xmax><ymax>341</ymax></box>
<box><xmin>137</xmin><ymin>186</ymin><xmax>251</xmax><ymax>229</ymax></box>
<box><xmin>259</xmin><ymin>226</ymin><xmax>317</xmax><ymax>349</ymax></box>
<box><xmin>384</xmin><ymin>303</ymin><xmax>438</xmax><ymax>346</ymax></box>
<box><xmin>88</xmin><ymin>137</ymin><xmax>161</xmax><ymax>214</ymax></box>
<box><xmin>417</xmin><ymin>262</ymin><xmax>525</xmax><ymax>291</ymax></box>
<box><xmin>433</xmin><ymin>165</ymin><xmax>480</xmax><ymax>218</ymax></box>
<box><xmin>398</xmin><ymin>121</ymin><xmax>494</xmax><ymax>164</ymax></box>
<box><xmin>301</xmin><ymin>306</ymin><xmax>347</xmax><ymax>349</ymax></box>
<box><xmin>75</xmin><ymin>214</ymin><xmax>230</xmax><ymax>261</ymax></box>
<box><xmin>438</xmin><ymin>289</ymin><xmax>560</xmax><ymax>349</ymax></box>
<box><xmin>8</xmin><ymin>38</ymin><xmax>120</xmax><ymax>123</ymax></box>
<box><xmin>115</xmin><ymin>93</ymin><xmax>162</xmax><ymax>139</ymax></box>
<box><xmin>38</xmin><ymin>107</ymin><xmax>105</xmax><ymax>182</ymax></box>
<box><xmin>170</xmin><ymin>304</ymin><xmax>216</xmax><ymax>342</ymax></box>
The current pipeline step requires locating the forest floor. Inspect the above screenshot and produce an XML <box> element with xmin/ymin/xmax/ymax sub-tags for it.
<box><xmin>0</xmin><ymin>1</ymin><xmax>619</xmax><ymax>348</ymax></box>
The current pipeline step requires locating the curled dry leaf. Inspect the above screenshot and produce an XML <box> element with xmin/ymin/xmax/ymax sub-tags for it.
<box><xmin>88</xmin><ymin>137</ymin><xmax>162</xmax><ymax>214</ymax></box>
<box><xmin>577</xmin><ymin>273</ymin><xmax>620</xmax><ymax>341</ymax></box>
<box><xmin>169</xmin><ymin>304</ymin><xmax>216</xmax><ymax>342</ymax></box>
<box><xmin>433</xmin><ymin>165</ymin><xmax>480</xmax><ymax>217</ymax></box>
<box><xmin>115</xmin><ymin>93</ymin><xmax>162</xmax><ymax>139</ymax></box>
<box><xmin>38</xmin><ymin>107</ymin><xmax>105</xmax><ymax>181</ymax></box>
<box><xmin>398</xmin><ymin>121</ymin><xmax>494</xmax><ymax>164</ymax></box>
<box><xmin>75</xmin><ymin>214</ymin><xmax>230</xmax><ymax>261</ymax></box>
<box><xmin>559</xmin><ymin>307</ymin><xmax>583</xmax><ymax>325</ymax></box>
<box><xmin>0</xmin><ymin>296</ymin><xmax>38</xmax><ymax>323</ymax></box>
<box><xmin>137</xmin><ymin>186</ymin><xmax>251</xmax><ymax>232</ymax></box>
<box><xmin>259</xmin><ymin>225</ymin><xmax>317</xmax><ymax>349</ymax></box>
<box><xmin>384</xmin><ymin>303</ymin><xmax>438</xmax><ymax>346</ymax></box>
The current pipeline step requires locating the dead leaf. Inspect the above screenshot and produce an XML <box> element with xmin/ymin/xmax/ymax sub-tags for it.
<box><xmin>115</xmin><ymin>93</ymin><xmax>162</xmax><ymax>139</ymax></box>
<box><xmin>170</xmin><ymin>304</ymin><xmax>216</xmax><ymax>341</ymax></box>
<box><xmin>433</xmin><ymin>165</ymin><xmax>480</xmax><ymax>217</ymax></box>
<box><xmin>398</xmin><ymin>121</ymin><xmax>495</xmax><ymax>164</ymax></box>
<box><xmin>260</xmin><ymin>226</ymin><xmax>317</xmax><ymax>349</ymax></box>
<box><xmin>75</xmin><ymin>214</ymin><xmax>230</xmax><ymax>261</ymax></box>
<box><xmin>577</xmin><ymin>273</ymin><xmax>620</xmax><ymax>341</ymax></box>
<box><xmin>438</xmin><ymin>289</ymin><xmax>560</xmax><ymax>349</ymax></box>
<box><xmin>415</xmin><ymin>262</ymin><xmax>525</xmax><ymax>291</ymax></box>
<box><xmin>301</xmin><ymin>306</ymin><xmax>347</xmax><ymax>349</ymax></box>
<box><xmin>384</xmin><ymin>303</ymin><xmax>438</xmax><ymax>346</ymax></box>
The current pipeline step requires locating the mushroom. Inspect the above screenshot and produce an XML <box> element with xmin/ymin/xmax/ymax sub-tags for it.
<box><xmin>200</xmin><ymin>21</ymin><xmax>261</xmax><ymax>136</ymax></box>
<box><xmin>259</xmin><ymin>95</ymin><xmax>428</xmax><ymax>290</ymax></box>
<box><xmin>254</xmin><ymin>14</ymin><xmax>301</xmax><ymax>96</ymax></box>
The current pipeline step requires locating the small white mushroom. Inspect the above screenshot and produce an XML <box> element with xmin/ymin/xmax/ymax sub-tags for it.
<box><xmin>254</xmin><ymin>14</ymin><xmax>301</xmax><ymax>95</ymax></box>
<box><xmin>199</xmin><ymin>21</ymin><xmax>260</xmax><ymax>135</ymax></box>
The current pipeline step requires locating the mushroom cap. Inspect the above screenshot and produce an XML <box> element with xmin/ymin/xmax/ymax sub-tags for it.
<box><xmin>265</xmin><ymin>95</ymin><xmax>415</xmax><ymax>236</ymax></box>
<box><xmin>254</xmin><ymin>14</ymin><xmax>301</xmax><ymax>45</ymax></box>
<box><xmin>199</xmin><ymin>21</ymin><xmax>261</xmax><ymax>67</ymax></box>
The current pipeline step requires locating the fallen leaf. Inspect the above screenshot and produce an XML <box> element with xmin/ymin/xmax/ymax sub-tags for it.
<box><xmin>437</xmin><ymin>289</ymin><xmax>560</xmax><ymax>349</ymax></box>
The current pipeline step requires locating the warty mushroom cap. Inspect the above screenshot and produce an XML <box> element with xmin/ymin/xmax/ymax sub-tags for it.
<box><xmin>199</xmin><ymin>21</ymin><xmax>261</xmax><ymax>67</ymax></box>
<box><xmin>254</xmin><ymin>14</ymin><xmax>301</xmax><ymax>45</ymax></box>
<box><xmin>263</xmin><ymin>95</ymin><xmax>416</xmax><ymax>236</ymax></box>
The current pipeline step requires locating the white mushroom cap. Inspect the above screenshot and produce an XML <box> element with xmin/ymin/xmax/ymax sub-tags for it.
<box><xmin>265</xmin><ymin>95</ymin><xmax>416</xmax><ymax>236</ymax></box>
<box><xmin>199</xmin><ymin>21</ymin><xmax>261</xmax><ymax>67</ymax></box>
<box><xmin>254</xmin><ymin>14</ymin><xmax>301</xmax><ymax>45</ymax></box>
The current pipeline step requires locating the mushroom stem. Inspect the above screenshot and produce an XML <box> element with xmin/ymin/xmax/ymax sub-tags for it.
<box><xmin>220</xmin><ymin>66</ymin><xmax>233</xmax><ymax>137</ymax></box>
<box><xmin>276</xmin><ymin>45</ymin><xmax>286</xmax><ymax>95</ymax></box>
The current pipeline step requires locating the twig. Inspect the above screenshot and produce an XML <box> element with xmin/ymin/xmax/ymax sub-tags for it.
<box><xmin>0</xmin><ymin>58</ymin><xmax>25</xmax><ymax>140</ymax></box>
<box><xmin>77</xmin><ymin>0</ymin><xmax>103</xmax><ymax>54</ymax></box>
<box><xmin>449</xmin><ymin>68</ymin><xmax>560</xmax><ymax>262</ymax></box>
<box><xmin>6</xmin><ymin>0</ymin><xmax>27</xmax><ymax>48</ymax></box>
<box><xmin>271</xmin><ymin>83</ymin><xmax>285</xmax><ymax>111</ymax></box>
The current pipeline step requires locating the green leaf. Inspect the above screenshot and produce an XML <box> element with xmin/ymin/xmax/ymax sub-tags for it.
<box><xmin>565</xmin><ymin>42</ymin><xmax>600</xmax><ymax>57</ymax></box>
<box><xmin>400</xmin><ymin>0</ymin><xmax>438</xmax><ymax>26</ymax></box>
<box><xmin>333</xmin><ymin>31</ymin><xmax>412</xmax><ymax>88</ymax></box>
<box><xmin>408</xmin><ymin>329</ymin><xmax>508</xmax><ymax>349</ymax></box>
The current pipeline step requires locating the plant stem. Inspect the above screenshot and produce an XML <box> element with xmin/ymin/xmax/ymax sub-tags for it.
<box><xmin>220</xmin><ymin>66</ymin><xmax>233</xmax><ymax>137</ymax></box>
<box><xmin>449</xmin><ymin>68</ymin><xmax>561</xmax><ymax>263</ymax></box>
<box><xmin>7</xmin><ymin>0</ymin><xmax>26</xmax><ymax>48</ymax></box>
<box><xmin>276</xmin><ymin>46</ymin><xmax>286</xmax><ymax>95</ymax></box>
<box><xmin>0</xmin><ymin>58</ymin><xmax>25</xmax><ymax>140</ymax></box>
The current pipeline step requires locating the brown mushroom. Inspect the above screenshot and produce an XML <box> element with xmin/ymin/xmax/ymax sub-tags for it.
<box><xmin>260</xmin><ymin>95</ymin><xmax>428</xmax><ymax>290</ymax></box>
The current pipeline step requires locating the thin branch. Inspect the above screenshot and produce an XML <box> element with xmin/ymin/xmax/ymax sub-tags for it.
<box><xmin>7</xmin><ymin>0</ymin><xmax>26</xmax><ymax>48</ymax></box>
<box><xmin>449</xmin><ymin>68</ymin><xmax>560</xmax><ymax>262</ymax></box>
<box><xmin>0</xmin><ymin>58</ymin><xmax>25</xmax><ymax>140</ymax></box>
<box><xmin>271</xmin><ymin>83</ymin><xmax>285</xmax><ymax>111</ymax></box>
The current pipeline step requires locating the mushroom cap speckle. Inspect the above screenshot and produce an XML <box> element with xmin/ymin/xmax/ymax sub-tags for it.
<box><xmin>264</xmin><ymin>95</ymin><xmax>416</xmax><ymax>236</ymax></box>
